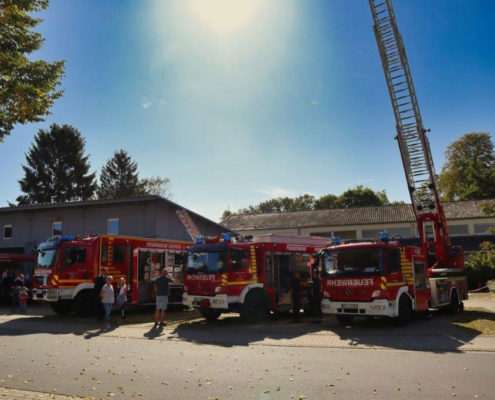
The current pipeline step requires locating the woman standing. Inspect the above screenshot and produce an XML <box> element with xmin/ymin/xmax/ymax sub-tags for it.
<box><xmin>100</xmin><ymin>276</ymin><xmax>114</xmax><ymax>330</ymax></box>
<box><xmin>116</xmin><ymin>277</ymin><xmax>127</xmax><ymax>321</ymax></box>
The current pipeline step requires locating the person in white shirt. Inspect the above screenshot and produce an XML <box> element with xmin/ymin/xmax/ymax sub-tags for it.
<box><xmin>100</xmin><ymin>276</ymin><xmax>114</xmax><ymax>330</ymax></box>
<box><xmin>116</xmin><ymin>277</ymin><xmax>127</xmax><ymax>321</ymax></box>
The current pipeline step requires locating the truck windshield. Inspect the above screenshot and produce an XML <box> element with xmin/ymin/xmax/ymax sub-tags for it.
<box><xmin>37</xmin><ymin>248</ymin><xmax>58</xmax><ymax>268</ymax></box>
<box><xmin>322</xmin><ymin>248</ymin><xmax>382</xmax><ymax>276</ymax></box>
<box><xmin>186</xmin><ymin>251</ymin><xmax>226</xmax><ymax>274</ymax></box>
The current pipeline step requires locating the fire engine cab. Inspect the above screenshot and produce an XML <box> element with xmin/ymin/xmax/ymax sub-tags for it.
<box><xmin>32</xmin><ymin>234</ymin><xmax>190</xmax><ymax>315</ymax></box>
<box><xmin>319</xmin><ymin>235</ymin><xmax>467</xmax><ymax>325</ymax></box>
<box><xmin>182</xmin><ymin>234</ymin><xmax>328</xmax><ymax>321</ymax></box>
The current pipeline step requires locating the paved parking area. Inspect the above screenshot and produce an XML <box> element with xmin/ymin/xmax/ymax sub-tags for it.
<box><xmin>1</xmin><ymin>295</ymin><xmax>494</xmax><ymax>353</ymax></box>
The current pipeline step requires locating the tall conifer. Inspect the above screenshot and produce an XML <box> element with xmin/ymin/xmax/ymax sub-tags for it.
<box><xmin>97</xmin><ymin>150</ymin><xmax>146</xmax><ymax>199</ymax></box>
<box><xmin>17</xmin><ymin>124</ymin><xmax>96</xmax><ymax>205</ymax></box>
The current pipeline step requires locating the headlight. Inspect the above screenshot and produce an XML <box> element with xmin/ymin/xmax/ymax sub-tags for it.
<box><xmin>323</xmin><ymin>291</ymin><xmax>330</xmax><ymax>298</ymax></box>
<box><xmin>371</xmin><ymin>290</ymin><xmax>381</xmax><ymax>298</ymax></box>
<box><xmin>215</xmin><ymin>286</ymin><xmax>222</xmax><ymax>294</ymax></box>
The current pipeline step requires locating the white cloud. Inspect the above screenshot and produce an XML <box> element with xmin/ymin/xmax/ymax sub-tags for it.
<box><xmin>142</xmin><ymin>99</ymin><xmax>153</xmax><ymax>109</ymax></box>
<box><xmin>311</xmin><ymin>100</ymin><xmax>318</xmax><ymax>106</ymax></box>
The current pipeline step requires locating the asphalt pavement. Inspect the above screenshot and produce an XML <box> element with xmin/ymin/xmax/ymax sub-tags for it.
<box><xmin>0</xmin><ymin>301</ymin><xmax>494</xmax><ymax>399</ymax></box>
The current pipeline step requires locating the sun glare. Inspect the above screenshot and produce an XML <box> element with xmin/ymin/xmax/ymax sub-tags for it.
<box><xmin>188</xmin><ymin>0</ymin><xmax>261</xmax><ymax>34</ymax></box>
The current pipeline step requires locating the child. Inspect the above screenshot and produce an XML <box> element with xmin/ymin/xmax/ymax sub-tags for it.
<box><xmin>116</xmin><ymin>277</ymin><xmax>127</xmax><ymax>321</ymax></box>
<box><xmin>18</xmin><ymin>287</ymin><xmax>29</xmax><ymax>314</ymax></box>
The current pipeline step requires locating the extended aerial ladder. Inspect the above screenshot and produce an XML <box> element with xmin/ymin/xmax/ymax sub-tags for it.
<box><xmin>368</xmin><ymin>0</ymin><xmax>463</xmax><ymax>271</ymax></box>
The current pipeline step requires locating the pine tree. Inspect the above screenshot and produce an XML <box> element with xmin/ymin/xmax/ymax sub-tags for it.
<box><xmin>97</xmin><ymin>150</ymin><xmax>146</xmax><ymax>199</ymax></box>
<box><xmin>16</xmin><ymin>124</ymin><xmax>97</xmax><ymax>205</ymax></box>
<box><xmin>0</xmin><ymin>0</ymin><xmax>65</xmax><ymax>141</ymax></box>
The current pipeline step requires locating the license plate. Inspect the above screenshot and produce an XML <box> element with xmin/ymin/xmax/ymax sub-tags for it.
<box><xmin>342</xmin><ymin>303</ymin><xmax>358</xmax><ymax>310</ymax></box>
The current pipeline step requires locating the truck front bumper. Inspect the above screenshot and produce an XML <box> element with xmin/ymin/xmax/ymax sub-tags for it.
<box><xmin>321</xmin><ymin>299</ymin><xmax>396</xmax><ymax>317</ymax></box>
<box><xmin>31</xmin><ymin>288</ymin><xmax>59</xmax><ymax>302</ymax></box>
<box><xmin>182</xmin><ymin>293</ymin><xmax>229</xmax><ymax>310</ymax></box>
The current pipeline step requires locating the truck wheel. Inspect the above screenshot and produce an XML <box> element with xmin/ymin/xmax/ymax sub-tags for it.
<box><xmin>50</xmin><ymin>300</ymin><xmax>73</xmax><ymax>315</ymax></box>
<box><xmin>199</xmin><ymin>308</ymin><xmax>221</xmax><ymax>321</ymax></box>
<box><xmin>336</xmin><ymin>314</ymin><xmax>354</xmax><ymax>326</ymax></box>
<box><xmin>74</xmin><ymin>291</ymin><xmax>97</xmax><ymax>317</ymax></box>
<box><xmin>396</xmin><ymin>294</ymin><xmax>412</xmax><ymax>326</ymax></box>
<box><xmin>449</xmin><ymin>290</ymin><xmax>460</xmax><ymax>313</ymax></box>
<box><xmin>240</xmin><ymin>291</ymin><xmax>270</xmax><ymax>323</ymax></box>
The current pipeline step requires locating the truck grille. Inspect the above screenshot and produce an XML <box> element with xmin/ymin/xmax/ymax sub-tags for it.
<box><xmin>35</xmin><ymin>276</ymin><xmax>44</xmax><ymax>286</ymax></box>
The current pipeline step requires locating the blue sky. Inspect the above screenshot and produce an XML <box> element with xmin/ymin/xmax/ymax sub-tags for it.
<box><xmin>1</xmin><ymin>0</ymin><xmax>494</xmax><ymax>221</ymax></box>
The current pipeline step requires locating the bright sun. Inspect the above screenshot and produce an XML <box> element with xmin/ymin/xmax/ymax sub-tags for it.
<box><xmin>188</xmin><ymin>0</ymin><xmax>262</xmax><ymax>34</ymax></box>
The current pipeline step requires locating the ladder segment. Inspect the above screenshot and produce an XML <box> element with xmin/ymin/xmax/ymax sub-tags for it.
<box><xmin>368</xmin><ymin>0</ymin><xmax>440</xmax><ymax>214</ymax></box>
<box><xmin>368</xmin><ymin>0</ymin><xmax>451</xmax><ymax>255</ymax></box>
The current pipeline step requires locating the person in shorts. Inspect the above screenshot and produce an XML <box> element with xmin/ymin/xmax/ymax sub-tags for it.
<box><xmin>154</xmin><ymin>268</ymin><xmax>173</xmax><ymax>327</ymax></box>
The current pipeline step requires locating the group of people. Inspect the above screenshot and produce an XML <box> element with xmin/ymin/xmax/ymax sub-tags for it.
<box><xmin>94</xmin><ymin>268</ymin><xmax>128</xmax><ymax>330</ymax></box>
<box><xmin>291</xmin><ymin>269</ymin><xmax>322</xmax><ymax>323</ymax></box>
<box><xmin>1</xmin><ymin>271</ymin><xmax>30</xmax><ymax>313</ymax></box>
<box><xmin>93</xmin><ymin>267</ymin><xmax>173</xmax><ymax>330</ymax></box>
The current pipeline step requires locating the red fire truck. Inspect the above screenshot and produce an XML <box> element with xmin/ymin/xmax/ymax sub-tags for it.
<box><xmin>318</xmin><ymin>0</ymin><xmax>467</xmax><ymax>325</ymax></box>
<box><xmin>32</xmin><ymin>235</ymin><xmax>190</xmax><ymax>315</ymax></box>
<box><xmin>182</xmin><ymin>234</ymin><xmax>328</xmax><ymax>321</ymax></box>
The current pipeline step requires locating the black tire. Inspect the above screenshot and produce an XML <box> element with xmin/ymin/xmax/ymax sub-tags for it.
<box><xmin>50</xmin><ymin>300</ymin><xmax>73</xmax><ymax>315</ymax></box>
<box><xmin>74</xmin><ymin>290</ymin><xmax>98</xmax><ymax>317</ymax></box>
<box><xmin>336</xmin><ymin>314</ymin><xmax>354</xmax><ymax>326</ymax></box>
<box><xmin>240</xmin><ymin>291</ymin><xmax>270</xmax><ymax>323</ymax></box>
<box><xmin>199</xmin><ymin>308</ymin><xmax>221</xmax><ymax>321</ymax></box>
<box><xmin>449</xmin><ymin>290</ymin><xmax>460</xmax><ymax>313</ymax></box>
<box><xmin>396</xmin><ymin>294</ymin><xmax>412</xmax><ymax>326</ymax></box>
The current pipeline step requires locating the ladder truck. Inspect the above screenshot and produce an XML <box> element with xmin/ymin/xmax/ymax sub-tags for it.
<box><xmin>318</xmin><ymin>0</ymin><xmax>467</xmax><ymax>325</ymax></box>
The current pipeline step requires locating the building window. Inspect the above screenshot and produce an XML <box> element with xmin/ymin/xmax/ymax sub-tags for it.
<box><xmin>108</xmin><ymin>218</ymin><xmax>119</xmax><ymax>235</ymax></box>
<box><xmin>3</xmin><ymin>225</ymin><xmax>12</xmax><ymax>239</ymax></box>
<box><xmin>362</xmin><ymin>229</ymin><xmax>383</xmax><ymax>240</ymax></box>
<box><xmin>474</xmin><ymin>224</ymin><xmax>495</xmax><ymax>234</ymax></box>
<box><xmin>333</xmin><ymin>230</ymin><xmax>357</xmax><ymax>240</ymax></box>
<box><xmin>310</xmin><ymin>232</ymin><xmax>333</xmax><ymax>238</ymax></box>
<box><xmin>447</xmin><ymin>224</ymin><xmax>469</xmax><ymax>236</ymax></box>
<box><xmin>387</xmin><ymin>227</ymin><xmax>412</xmax><ymax>238</ymax></box>
<box><xmin>52</xmin><ymin>221</ymin><xmax>62</xmax><ymax>236</ymax></box>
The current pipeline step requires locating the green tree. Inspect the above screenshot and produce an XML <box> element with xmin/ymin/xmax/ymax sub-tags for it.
<box><xmin>239</xmin><ymin>194</ymin><xmax>316</xmax><ymax>214</ymax></box>
<box><xmin>141</xmin><ymin>176</ymin><xmax>171</xmax><ymax>198</ymax></box>
<box><xmin>465</xmin><ymin>241</ymin><xmax>495</xmax><ymax>289</ymax></box>
<box><xmin>221</xmin><ymin>209</ymin><xmax>233</xmax><ymax>221</ymax></box>
<box><xmin>336</xmin><ymin>185</ymin><xmax>388</xmax><ymax>208</ymax></box>
<box><xmin>16</xmin><ymin>124</ymin><xmax>96</xmax><ymax>204</ymax></box>
<box><xmin>97</xmin><ymin>150</ymin><xmax>146</xmax><ymax>199</ymax></box>
<box><xmin>314</xmin><ymin>194</ymin><xmax>338</xmax><ymax>210</ymax></box>
<box><xmin>438</xmin><ymin>132</ymin><xmax>495</xmax><ymax>201</ymax></box>
<box><xmin>0</xmin><ymin>0</ymin><xmax>65</xmax><ymax>141</ymax></box>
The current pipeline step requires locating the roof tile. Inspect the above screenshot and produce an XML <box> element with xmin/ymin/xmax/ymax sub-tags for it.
<box><xmin>222</xmin><ymin>200</ymin><xmax>495</xmax><ymax>231</ymax></box>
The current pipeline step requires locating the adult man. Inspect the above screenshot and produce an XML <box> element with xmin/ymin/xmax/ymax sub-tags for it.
<box><xmin>310</xmin><ymin>268</ymin><xmax>322</xmax><ymax>323</ymax></box>
<box><xmin>290</xmin><ymin>271</ymin><xmax>305</xmax><ymax>323</ymax></box>
<box><xmin>154</xmin><ymin>268</ymin><xmax>173</xmax><ymax>327</ymax></box>
<box><xmin>94</xmin><ymin>267</ymin><xmax>108</xmax><ymax>321</ymax></box>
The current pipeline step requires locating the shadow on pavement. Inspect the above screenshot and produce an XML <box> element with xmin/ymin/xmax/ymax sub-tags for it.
<box><xmin>143</xmin><ymin>324</ymin><xmax>165</xmax><ymax>340</ymax></box>
<box><xmin>329</xmin><ymin>309</ymin><xmax>495</xmax><ymax>353</ymax></box>
<box><xmin>171</xmin><ymin>313</ymin><xmax>326</xmax><ymax>348</ymax></box>
<box><xmin>170</xmin><ymin>309</ymin><xmax>495</xmax><ymax>353</ymax></box>
<box><xmin>1</xmin><ymin>305</ymin><xmax>493</xmax><ymax>352</ymax></box>
<box><xmin>0</xmin><ymin>304</ymin><xmax>194</xmax><ymax>340</ymax></box>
